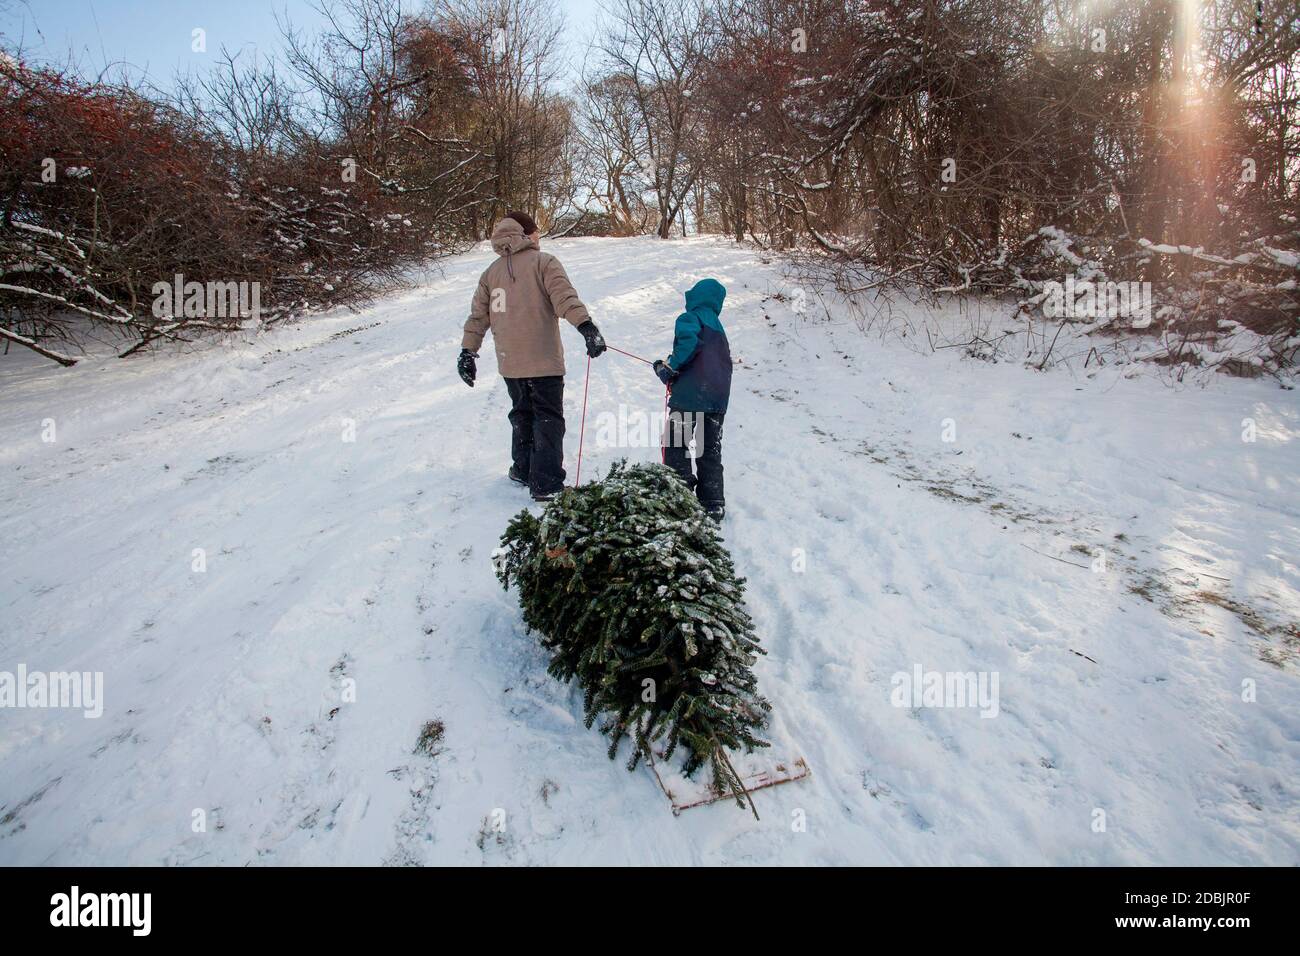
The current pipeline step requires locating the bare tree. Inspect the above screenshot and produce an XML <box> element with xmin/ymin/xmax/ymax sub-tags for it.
<box><xmin>593</xmin><ymin>0</ymin><xmax>711</xmax><ymax>238</ymax></box>
<box><xmin>434</xmin><ymin>0</ymin><xmax>572</xmax><ymax>232</ymax></box>
<box><xmin>577</xmin><ymin>71</ymin><xmax>654</xmax><ymax>234</ymax></box>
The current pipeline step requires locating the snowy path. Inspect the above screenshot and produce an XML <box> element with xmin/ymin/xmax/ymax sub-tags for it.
<box><xmin>1</xmin><ymin>236</ymin><xmax>1297</xmax><ymax>865</ymax></box>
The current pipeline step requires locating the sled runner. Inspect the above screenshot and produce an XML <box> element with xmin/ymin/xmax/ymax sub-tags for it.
<box><xmin>645</xmin><ymin>749</ymin><xmax>811</xmax><ymax>815</ymax></box>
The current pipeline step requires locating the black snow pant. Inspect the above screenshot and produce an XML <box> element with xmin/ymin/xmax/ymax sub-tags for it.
<box><xmin>663</xmin><ymin>409</ymin><xmax>725</xmax><ymax>512</ymax></box>
<box><xmin>505</xmin><ymin>376</ymin><xmax>566</xmax><ymax>495</ymax></box>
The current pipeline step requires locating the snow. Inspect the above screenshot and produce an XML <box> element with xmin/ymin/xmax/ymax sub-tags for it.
<box><xmin>1261</xmin><ymin>246</ymin><xmax>1299</xmax><ymax>269</ymax></box>
<box><xmin>10</xmin><ymin>220</ymin><xmax>87</xmax><ymax>257</ymax></box>
<box><xmin>1</xmin><ymin>236</ymin><xmax>1297</xmax><ymax>865</ymax></box>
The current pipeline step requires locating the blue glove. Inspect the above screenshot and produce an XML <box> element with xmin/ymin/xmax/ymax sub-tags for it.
<box><xmin>653</xmin><ymin>359</ymin><xmax>676</xmax><ymax>386</ymax></box>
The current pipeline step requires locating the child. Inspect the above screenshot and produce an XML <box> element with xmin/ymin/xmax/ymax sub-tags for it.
<box><xmin>653</xmin><ymin>278</ymin><xmax>732</xmax><ymax>521</ymax></box>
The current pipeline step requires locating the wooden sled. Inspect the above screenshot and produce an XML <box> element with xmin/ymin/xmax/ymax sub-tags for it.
<box><xmin>646</xmin><ymin>749</ymin><xmax>811</xmax><ymax>815</ymax></box>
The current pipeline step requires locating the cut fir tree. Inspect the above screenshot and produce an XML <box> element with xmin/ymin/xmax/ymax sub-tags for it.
<box><xmin>493</xmin><ymin>461</ymin><xmax>771</xmax><ymax>815</ymax></box>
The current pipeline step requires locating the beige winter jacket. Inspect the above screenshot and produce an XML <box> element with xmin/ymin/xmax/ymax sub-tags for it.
<box><xmin>461</xmin><ymin>218</ymin><xmax>590</xmax><ymax>379</ymax></box>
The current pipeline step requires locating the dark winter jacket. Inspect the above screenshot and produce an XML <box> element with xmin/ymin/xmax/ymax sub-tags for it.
<box><xmin>666</xmin><ymin>278</ymin><xmax>731</xmax><ymax>413</ymax></box>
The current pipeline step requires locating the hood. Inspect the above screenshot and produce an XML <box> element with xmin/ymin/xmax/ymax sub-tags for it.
<box><xmin>684</xmin><ymin>278</ymin><xmax>726</xmax><ymax>315</ymax></box>
<box><xmin>491</xmin><ymin>217</ymin><xmax>537</xmax><ymax>257</ymax></box>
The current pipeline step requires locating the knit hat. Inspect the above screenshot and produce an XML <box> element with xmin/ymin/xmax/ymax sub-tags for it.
<box><xmin>505</xmin><ymin>211</ymin><xmax>538</xmax><ymax>236</ymax></box>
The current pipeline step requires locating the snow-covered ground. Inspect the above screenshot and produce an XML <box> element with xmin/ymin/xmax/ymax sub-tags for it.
<box><xmin>1</xmin><ymin>236</ymin><xmax>1297</xmax><ymax>865</ymax></box>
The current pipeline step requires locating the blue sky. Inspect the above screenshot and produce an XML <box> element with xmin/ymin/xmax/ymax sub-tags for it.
<box><xmin>0</xmin><ymin>0</ymin><xmax>601</xmax><ymax>89</ymax></box>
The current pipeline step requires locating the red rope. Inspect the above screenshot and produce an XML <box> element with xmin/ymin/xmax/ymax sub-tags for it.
<box><xmin>661</xmin><ymin>383</ymin><xmax>671</xmax><ymax>464</ymax></box>
<box><xmin>573</xmin><ymin>353</ymin><xmax>591</xmax><ymax>487</ymax></box>
<box><xmin>605</xmin><ymin>344</ymin><xmax>653</xmax><ymax>365</ymax></box>
<box><xmin>571</xmin><ymin>343</ymin><xmax>669</xmax><ymax>486</ymax></box>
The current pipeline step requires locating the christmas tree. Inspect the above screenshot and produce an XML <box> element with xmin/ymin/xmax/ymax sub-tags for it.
<box><xmin>493</xmin><ymin>461</ymin><xmax>770</xmax><ymax>813</ymax></box>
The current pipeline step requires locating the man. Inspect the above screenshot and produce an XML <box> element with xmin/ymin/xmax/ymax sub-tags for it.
<box><xmin>457</xmin><ymin>211</ymin><xmax>606</xmax><ymax>501</ymax></box>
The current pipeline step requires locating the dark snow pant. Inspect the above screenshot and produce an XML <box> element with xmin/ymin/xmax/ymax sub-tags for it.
<box><xmin>663</xmin><ymin>410</ymin><xmax>725</xmax><ymax>512</ymax></box>
<box><xmin>505</xmin><ymin>376</ymin><xmax>566</xmax><ymax>495</ymax></box>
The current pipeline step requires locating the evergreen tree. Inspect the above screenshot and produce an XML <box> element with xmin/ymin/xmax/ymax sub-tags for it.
<box><xmin>493</xmin><ymin>461</ymin><xmax>770</xmax><ymax>812</ymax></box>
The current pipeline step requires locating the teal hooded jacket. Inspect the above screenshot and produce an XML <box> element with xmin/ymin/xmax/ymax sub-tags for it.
<box><xmin>666</xmin><ymin>278</ymin><xmax>732</xmax><ymax>413</ymax></box>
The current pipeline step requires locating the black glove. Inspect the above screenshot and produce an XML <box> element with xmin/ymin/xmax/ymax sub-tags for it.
<box><xmin>577</xmin><ymin>320</ymin><xmax>606</xmax><ymax>358</ymax></box>
<box><xmin>458</xmin><ymin>348</ymin><xmax>477</xmax><ymax>387</ymax></box>
<box><xmin>653</xmin><ymin>359</ymin><xmax>676</xmax><ymax>386</ymax></box>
